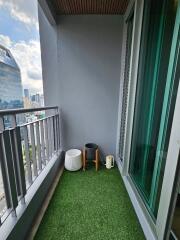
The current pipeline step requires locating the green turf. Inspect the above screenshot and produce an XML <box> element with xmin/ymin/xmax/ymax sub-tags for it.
<box><xmin>35</xmin><ymin>166</ymin><xmax>145</xmax><ymax>240</ymax></box>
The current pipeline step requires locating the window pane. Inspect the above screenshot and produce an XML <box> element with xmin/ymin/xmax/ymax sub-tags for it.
<box><xmin>129</xmin><ymin>0</ymin><xmax>178</xmax><ymax>217</ymax></box>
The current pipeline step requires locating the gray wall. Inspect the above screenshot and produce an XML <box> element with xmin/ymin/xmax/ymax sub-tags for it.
<box><xmin>38</xmin><ymin>5</ymin><xmax>58</xmax><ymax>106</ymax></box>
<box><xmin>39</xmin><ymin>12</ymin><xmax>123</xmax><ymax>159</ymax></box>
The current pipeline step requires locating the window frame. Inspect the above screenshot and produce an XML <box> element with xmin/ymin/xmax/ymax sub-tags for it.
<box><xmin>116</xmin><ymin>1</ymin><xmax>135</xmax><ymax>167</ymax></box>
<box><xmin>156</xmin><ymin>3</ymin><xmax>180</xmax><ymax>239</ymax></box>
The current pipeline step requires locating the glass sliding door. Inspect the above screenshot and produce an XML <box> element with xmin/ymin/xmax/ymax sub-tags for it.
<box><xmin>129</xmin><ymin>0</ymin><xmax>178</xmax><ymax>217</ymax></box>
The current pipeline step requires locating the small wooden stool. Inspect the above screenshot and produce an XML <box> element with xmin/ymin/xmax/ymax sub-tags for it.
<box><xmin>83</xmin><ymin>148</ymin><xmax>99</xmax><ymax>171</ymax></box>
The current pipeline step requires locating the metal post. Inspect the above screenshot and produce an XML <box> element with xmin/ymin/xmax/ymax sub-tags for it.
<box><xmin>3</xmin><ymin>130</ymin><xmax>18</xmax><ymax>216</ymax></box>
<box><xmin>40</xmin><ymin>120</ymin><xmax>46</xmax><ymax>166</ymax></box>
<box><xmin>23</xmin><ymin>126</ymin><xmax>32</xmax><ymax>186</ymax></box>
<box><xmin>35</xmin><ymin>122</ymin><xmax>42</xmax><ymax>171</ymax></box>
<box><xmin>30</xmin><ymin>123</ymin><xmax>38</xmax><ymax>177</ymax></box>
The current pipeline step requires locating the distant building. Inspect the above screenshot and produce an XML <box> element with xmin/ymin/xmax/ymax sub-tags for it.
<box><xmin>31</xmin><ymin>94</ymin><xmax>36</xmax><ymax>102</ymax></box>
<box><xmin>0</xmin><ymin>45</ymin><xmax>23</xmax><ymax>110</ymax></box>
<box><xmin>40</xmin><ymin>94</ymin><xmax>44</xmax><ymax>106</ymax></box>
<box><xmin>31</xmin><ymin>93</ymin><xmax>40</xmax><ymax>104</ymax></box>
<box><xmin>24</xmin><ymin>89</ymin><xmax>30</xmax><ymax>99</ymax></box>
<box><xmin>23</xmin><ymin>97</ymin><xmax>32</xmax><ymax>109</ymax></box>
<box><xmin>23</xmin><ymin>91</ymin><xmax>44</xmax><ymax>109</ymax></box>
<box><xmin>0</xmin><ymin>45</ymin><xmax>24</xmax><ymax>126</ymax></box>
<box><xmin>23</xmin><ymin>89</ymin><xmax>32</xmax><ymax>108</ymax></box>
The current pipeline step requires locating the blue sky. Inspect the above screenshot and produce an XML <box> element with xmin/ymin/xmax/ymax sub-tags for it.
<box><xmin>0</xmin><ymin>7</ymin><xmax>38</xmax><ymax>42</ymax></box>
<box><xmin>0</xmin><ymin>0</ymin><xmax>43</xmax><ymax>94</ymax></box>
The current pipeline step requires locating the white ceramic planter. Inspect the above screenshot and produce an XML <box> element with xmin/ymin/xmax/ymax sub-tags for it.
<box><xmin>65</xmin><ymin>149</ymin><xmax>82</xmax><ymax>171</ymax></box>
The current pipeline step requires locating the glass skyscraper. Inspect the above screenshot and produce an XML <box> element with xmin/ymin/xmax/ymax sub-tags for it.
<box><xmin>0</xmin><ymin>45</ymin><xmax>23</xmax><ymax>110</ymax></box>
<box><xmin>0</xmin><ymin>45</ymin><xmax>24</xmax><ymax>127</ymax></box>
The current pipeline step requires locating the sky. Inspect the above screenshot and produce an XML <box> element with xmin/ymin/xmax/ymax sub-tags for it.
<box><xmin>0</xmin><ymin>0</ymin><xmax>43</xmax><ymax>94</ymax></box>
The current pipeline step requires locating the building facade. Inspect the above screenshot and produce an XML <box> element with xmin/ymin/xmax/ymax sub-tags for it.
<box><xmin>0</xmin><ymin>45</ymin><xmax>23</xmax><ymax>110</ymax></box>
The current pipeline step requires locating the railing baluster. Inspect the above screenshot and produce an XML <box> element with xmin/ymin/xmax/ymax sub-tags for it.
<box><xmin>44</xmin><ymin>119</ymin><xmax>49</xmax><ymax>162</ymax></box>
<box><xmin>47</xmin><ymin>118</ymin><xmax>51</xmax><ymax>158</ymax></box>
<box><xmin>50</xmin><ymin>117</ymin><xmax>54</xmax><ymax>155</ymax></box>
<box><xmin>55</xmin><ymin>114</ymin><xmax>59</xmax><ymax>151</ymax></box>
<box><xmin>52</xmin><ymin>116</ymin><xmax>57</xmax><ymax>152</ymax></box>
<box><xmin>3</xmin><ymin>130</ymin><xmax>18</xmax><ymax>214</ymax></box>
<box><xmin>55</xmin><ymin>115</ymin><xmax>59</xmax><ymax>152</ymax></box>
<box><xmin>11</xmin><ymin>116</ymin><xmax>26</xmax><ymax>203</ymax></box>
<box><xmin>30</xmin><ymin>123</ymin><xmax>38</xmax><ymax>177</ymax></box>
<box><xmin>40</xmin><ymin>120</ymin><xmax>46</xmax><ymax>166</ymax></box>
<box><xmin>14</xmin><ymin>127</ymin><xmax>26</xmax><ymax>201</ymax></box>
<box><xmin>48</xmin><ymin>118</ymin><xmax>52</xmax><ymax>158</ymax></box>
<box><xmin>0</xmin><ymin>133</ymin><xmax>11</xmax><ymax>209</ymax></box>
<box><xmin>57</xmin><ymin>113</ymin><xmax>61</xmax><ymax>150</ymax></box>
<box><xmin>0</xmin><ymin>116</ymin><xmax>4</xmax><ymax>133</ymax></box>
<box><xmin>51</xmin><ymin>117</ymin><xmax>54</xmax><ymax>156</ymax></box>
<box><xmin>35</xmin><ymin>122</ymin><xmax>42</xmax><ymax>171</ymax></box>
<box><xmin>49</xmin><ymin>118</ymin><xmax>52</xmax><ymax>155</ymax></box>
<box><xmin>10</xmin><ymin>115</ymin><xmax>21</xmax><ymax>199</ymax></box>
<box><xmin>0</xmin><ymin>117</ymin><xmax>11</xmax><ymax>219</ymax></box>
<box><xmin>59</xmin><ymin>111</ymin><xmax>61</xmax><ymax>150</ymax></box>
<box><xmin>10</xmin><ymin>130</ymin><xmax>21</xmax><ymax>196</ymax></box>
<box><xmin>23</xmin><ymin>126</ymin><xmax>32</xmax><ymax>186</ymax></box>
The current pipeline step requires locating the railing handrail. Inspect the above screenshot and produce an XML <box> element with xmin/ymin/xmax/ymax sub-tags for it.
<box><xmin>19</xmin><ymin>114</ymin><xmax>58</xmax><ymax>127</ymax></box>
<box><xmin>0</xmin><ymin>106</ymin><xmax>58</xmax><ymax>116</ymax></box>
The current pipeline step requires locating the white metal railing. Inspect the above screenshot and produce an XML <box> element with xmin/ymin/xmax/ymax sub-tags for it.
<box><xmin>0</xmin><ymin>106</ymin><xmax>61</xmax><ymax>225</ymax></box>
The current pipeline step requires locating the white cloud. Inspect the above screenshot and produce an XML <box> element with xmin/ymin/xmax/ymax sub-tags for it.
<box><xmin>0</xmin><ymin>34</ymin><xmax>43</xmax><ymax>94</ymax></box>
<box><xmin>0</xmin><ymin>35</ymin><xmax>12</xmax><ymax>48</ymax></box>
<box><xmin>0</xmin><ymin>0</ymin><xmax>38</xmax><ymax>29</ymax></box>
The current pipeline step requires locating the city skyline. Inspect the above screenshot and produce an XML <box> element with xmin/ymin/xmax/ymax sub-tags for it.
<box><xmin>23</xmin><ymin>88</ymin><xmax>44</xmax><ymax>109</ymax></box>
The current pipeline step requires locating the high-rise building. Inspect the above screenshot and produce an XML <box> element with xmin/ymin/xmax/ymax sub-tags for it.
<box><xmin>24</xmin><ymin>88</ymin><xmax>30</xmax><ymax>99</ymax></box>
<box><xmin>0</xmin><ymin>45</ymin><xmax>24</xmax><ymax>110</ymax></box>
<box><xmin>31</xmin><ymin>93</ymin><xmax>40</xmax><ymax>104</ymax></box>
<box><xmin>0</xmin><ymin>45</ymin><xmax>24</xmax><ymax>127</ymax></box>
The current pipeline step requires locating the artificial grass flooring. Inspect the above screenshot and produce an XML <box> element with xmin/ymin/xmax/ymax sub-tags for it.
<box><xmin>35</xmin><ymin>167</ymin><xmax>145</xmax><ymax>240</ymax></box>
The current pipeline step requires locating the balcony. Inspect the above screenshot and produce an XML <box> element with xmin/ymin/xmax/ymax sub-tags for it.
<box><xmin>0</xmin><ymin>0</ymin><xmax>179</xmax><ymax>239</ymax></box>
<box><xmin>0</xmin><ymin>107</ymin><xmax>144</xmax><ymax>240</ymax></box>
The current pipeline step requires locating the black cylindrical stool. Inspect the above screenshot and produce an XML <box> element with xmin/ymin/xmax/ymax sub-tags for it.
<box><xmin>83</xmin><ymin>143</ymin><xmax>99</xmax><ymax>171</ymax></box>
<box><xmin>85</xmin><ymin>143</ymin><xmax>98</xmax><ymax>160</ymax></box>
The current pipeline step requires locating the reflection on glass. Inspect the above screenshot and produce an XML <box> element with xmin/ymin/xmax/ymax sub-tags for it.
<box><xmin>129</xmin><ymin>0</ymin><xmax>178</xmax><ymax>217</ymax></box>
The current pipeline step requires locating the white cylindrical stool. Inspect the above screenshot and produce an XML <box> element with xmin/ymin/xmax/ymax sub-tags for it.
<box><xmin>65</xmin><ymin>149</ymin><xmax>82</xmax><ymax>171</ymax></box>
